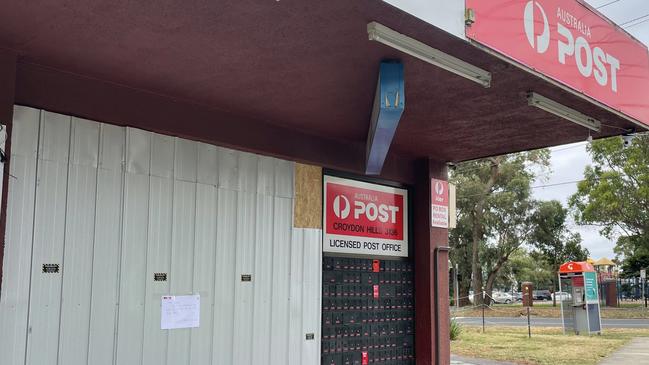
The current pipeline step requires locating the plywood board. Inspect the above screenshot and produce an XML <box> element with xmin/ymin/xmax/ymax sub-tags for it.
<box><xmin>294</xmin><ymin>164</ymin><xmax>322</xmax><ymax>229</ymax></box>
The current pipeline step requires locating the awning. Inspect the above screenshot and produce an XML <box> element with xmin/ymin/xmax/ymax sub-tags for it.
<box><xmin>560</xmin><ymin>261</ymin><xmax>596</xmax><ymax>273</ymax></box>
<box><xmin>1</xmin><ymin>0</ymin><xmax>645</xmax><ymax>182</ymax></box>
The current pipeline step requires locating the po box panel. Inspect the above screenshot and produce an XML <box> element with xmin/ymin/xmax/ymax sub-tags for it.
<box><xmin>322</xmin><ymin>257</ymin><xmax>415</xmax><ymax>365</ymax></box>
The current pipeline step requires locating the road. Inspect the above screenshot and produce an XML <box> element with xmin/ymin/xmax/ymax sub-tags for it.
<box><xmin>455</xmin><ymin>316</ymin><xmax>649</xmax><ymax>328</ymax></box>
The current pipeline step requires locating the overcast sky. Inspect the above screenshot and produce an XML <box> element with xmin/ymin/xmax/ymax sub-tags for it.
<box><xmin>531</xmin><ymin>0</ymin><xmax>648</xmax><ymax>260</ymax></box>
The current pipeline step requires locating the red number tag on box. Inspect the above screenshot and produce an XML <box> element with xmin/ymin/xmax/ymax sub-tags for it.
<box><xmin>373</xmin><ymin>285</ymin><xmax>380</xmax><ymax>299</ymax></box>
<box><xmin>373</xmin><ymin>260</ymin><xmax>380</xmax><ymax>272</ymax></box>
<box><xmin>362</xmin><ymin>351</ymin><xmax>369</xmax><ymax>365</ymax></box>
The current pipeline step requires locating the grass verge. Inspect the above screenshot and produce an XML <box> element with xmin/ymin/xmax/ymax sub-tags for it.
<box><xmin>451</xmin><ymin>326</ymin><xmax>649</xmax><ymax>365</ymax></box>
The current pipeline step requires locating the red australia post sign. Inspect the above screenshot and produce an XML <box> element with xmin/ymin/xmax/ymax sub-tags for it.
<box><xmin>323</xmin><ymin>176</ymin><xmax>408</xmax><ymax>257</ymax></box>
<box><xmin>431</xmin><ymin>178</ymin><xmax>449</xmax><ymax>228</ymax></box>
<box><xmin>466</xmin><ymin>0</ymin><xmax>649</xmax><ymax>127</ymax></box>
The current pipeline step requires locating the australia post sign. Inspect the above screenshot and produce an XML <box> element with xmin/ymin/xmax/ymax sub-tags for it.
<box><xmin>466</xmin><ymin>0</ymin><xmax>649</xmax><ymax>126</ymax></box>
<box><xmin>323</xmin><ymin>176</ymin><xmax>408</xmax><ymax>257</ymax></box>
<box><xmin>431</xmin><ymin>178</ymin><xmax>449</xmax><ymax>228</ymax></box>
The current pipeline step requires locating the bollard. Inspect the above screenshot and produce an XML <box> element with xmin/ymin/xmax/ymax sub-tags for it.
<box><xmin>482</xmin><ymin>288</ymin><xmax>486</xmax><ymax>333</ymax></box>
<box><xmin>482</xmin><ymin>304</ymin><xmax>486</xmax><ymax>333</ymax></box>
<box><xmin>527</xmin><ymin>306</ymin><xmax>531</xmax><ymax>338</ymax></box>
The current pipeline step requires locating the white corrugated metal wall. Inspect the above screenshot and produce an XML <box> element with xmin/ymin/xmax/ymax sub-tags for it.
<box><xmin>0</xmin><ymin>106</ymin><xmax>322</xmax><ymax>365</ymax></box>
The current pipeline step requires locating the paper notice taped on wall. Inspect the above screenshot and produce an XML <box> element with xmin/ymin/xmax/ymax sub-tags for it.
<box><xmin>161</xmin><ymin>294</ymin><xmax>200</xmax><ymax>330</ymax></box>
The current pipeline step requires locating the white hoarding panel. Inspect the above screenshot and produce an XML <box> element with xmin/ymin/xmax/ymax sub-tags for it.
<box><xmin>87</xmin><ymin>123</ymin><xmax>124</xmax><ymax>365</ymax></box>
<box><xmin>0</xmin><ymin>106</ymin><xmax>39</xmax><ymax>365</ymax></box>
<box><xmin>58</xmin><ymin>118</ymin><xmax>100</xmax><ymax>365</ymax></box>
<box><xmin>1</xmin><ymin>106</ymin><xmax>321</xmax><ymax>365</ymax></box>
<box><xmin>27</xmin><ymin>111</ymin><xmax>70</xmax><ymax>365</ymax></box>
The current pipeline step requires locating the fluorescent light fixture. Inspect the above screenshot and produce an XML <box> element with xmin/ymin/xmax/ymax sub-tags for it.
<box><xmin>367</xmin><ymin>22</ymin><xmax>491</xmax><ymax>87</ymax></box>
<box><xmin>527</xmin><ymin>92</ymin><xmax>601</xmax><ymax>132</ymax></box>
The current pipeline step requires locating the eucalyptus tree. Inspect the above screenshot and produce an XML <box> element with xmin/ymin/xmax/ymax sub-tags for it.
<box><xmin>570</xmin><ymin>134</ymin><xmax>649</xmax><ymax>274</ymax></box>
<box><xmin>450</xmin><ymin>150</ymin><xmax>550</xmax><ymax>305</ymax></box>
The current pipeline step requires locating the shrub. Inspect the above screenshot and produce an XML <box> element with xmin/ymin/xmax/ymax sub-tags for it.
<box><xmin>450</xmin><ymin>318</ymin><xmax>462</xmax><ymax>341</ymax></box>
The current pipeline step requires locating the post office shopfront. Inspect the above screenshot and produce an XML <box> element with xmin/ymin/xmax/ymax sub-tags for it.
<box><xmin>1</xmin><ymin>0</ymin><xmax>647</xmax><ymax>365</ymax></box>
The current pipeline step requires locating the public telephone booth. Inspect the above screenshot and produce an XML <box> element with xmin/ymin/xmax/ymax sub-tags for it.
<box><xmin>559</xmin><ymin>262</ymin><xmax>603</xmax><ymax>335</ymax></box>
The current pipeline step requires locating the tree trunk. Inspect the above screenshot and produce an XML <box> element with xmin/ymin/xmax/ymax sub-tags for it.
<box><xmin>471</xmin><ymin>219</ymin><xmax>484</xmax><ymax>306</ymax></box>
<box><xmin>551</xmin><ymin>276</ymin><xmax>557</xmax><ymax>307</ymax></box>
<box><xmin>458</xmin><ymin>279</ymin><xmax>472</xmax><ymax>307</ymax></box>
<box><xmin>484</xmin><ymin>277</ymin><xmax>494</xmax><ymax>305</ymax></box>
<box><xmin>484</xmin><ymin>252</ymin><xmax>512</xmax><ymax>305</ymax></box>
<box><xmin>470</xmin><ymin>158</ymin><xmax>501</xmax><ymax>306</ymax></box>
<box><xmin>484</xmin><ymin>266</ymin><xmax>501</xmax><ymax>304</ymax></box>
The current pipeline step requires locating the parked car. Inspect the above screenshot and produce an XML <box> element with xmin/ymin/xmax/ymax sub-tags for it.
<box><xmin>551</xmin><ymin>291</ymin><xmax>572</xmax><ymax>301</ymax></box>
<box><xmin>533</xmin><ymin>290</ymin><xmax>552</xmax><ymax>301</ymax></box>
<box><xmin>490</xmin><ymin>291</ymin><xmax>514</xmax><ymax>304</ymax></box>
<box><xmin>513</xmin><ymin>292</ymin><xmax>523</xmax><ymax>302</ymax></box>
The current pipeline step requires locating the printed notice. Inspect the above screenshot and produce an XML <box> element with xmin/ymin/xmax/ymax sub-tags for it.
<box><xmin>431</xmin><ymin>179</ymin><xmax>449</xmax><ymax>228</ymax></box>
<box><xmin>161</xmin><ymin>294</ymin><xmax>200</xmax><ymax>330</ymax></box>
<box><xmin>584</xmin><ymin>272</ymin><xmax>599</xmax><ymax>304</ymax></box>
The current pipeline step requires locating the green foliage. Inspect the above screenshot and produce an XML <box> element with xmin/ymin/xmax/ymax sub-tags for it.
<box><xmin>449</xmin><ymin>207</ymin><xmax>477</xmax><ymax>304</ymax></box>
<box><xmin>562</xmin><ymin>235</ymin><xmax>589</xmax><ymax>262</ymax></box>
<box><xmin>450</xmin><ymin>150</ymin><xmax>552</xmax><ymax>303</ymax></box>
<box><xmin>505</xmin><ymin>250</ymin><xmax>554</xmax><ymax>289</ymax></box>
<box><xmin>569</xmin><ymin>134</ymin><xmax>649</xmax><ymax>272</ymax></box>
<box><xmin>530</xmin><ymin>200</ymin><xmax>567</xmax><ymax>246</ymax></box>
<box><xmin>530</xmin><ymin>200</ymin><xmax>589</xmax><ymax>282</ymax></box>
<box><xmin>620</xmin><ymin>253</ymin><xmax>649</xmax><ymax>278</ymax></box>
<box><xmin>614</xmin><ymin>235</ymin><xmax>649</xmax><ymax>261</ymax></box>
<box><xmin>450</xmin><ymin>149</ymin><xmax>592</xmax><ymax>303</ymax></box>
<box><xmin>450</xmin><ymin>318</ymin><xmax>462</xmax><ymax>341</ymax></box>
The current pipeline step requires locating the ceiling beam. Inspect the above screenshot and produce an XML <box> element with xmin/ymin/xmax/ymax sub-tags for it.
<box><xmin>366</xmin><ymin>61</ymin><xmax>405</xmax><ymax>175</ymax></box>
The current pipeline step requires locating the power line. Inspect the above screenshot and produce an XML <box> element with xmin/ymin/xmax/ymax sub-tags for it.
<box><xmin>624</xmin><ymin>17</ymin><xmax>649</xmax><ymax>28</ymax></box>
<box><xmin>450</xmin><ymin>144</ymin><xmax>584</xmax><ymax>178</ymax></box>
<box><xmin>619</xmin><ymin>13</ymin><xmax>649</xmax><ymax>27</ymax></box>
<box><xmin>531</xmin><ymin>179</ymin><xmax>585</xmax><ymax>190</ymax></box>
<box><xmin>595</xmin><ymin>0</ymin><xmax>649</xmax><ymax>28</ymax></box>
<box><xmin>596</xmin><ymin>0</ymin><xmax>622</xmax><ymax>9</ymax></box>
<box><xmin>456</xmin><ymin>179</ymin><xmax>587</xmax><ymax>199</ymax></box>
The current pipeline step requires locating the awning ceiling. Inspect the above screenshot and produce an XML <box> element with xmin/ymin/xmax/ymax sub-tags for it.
<box><xmin>1</xmin><ymin>0</ymin><xmax>644</xmax><ymax>180</ymax></box>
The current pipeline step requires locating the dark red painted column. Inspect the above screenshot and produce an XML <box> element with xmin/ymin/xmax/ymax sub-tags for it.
<box><xmin>414</xmin><ymin>158</ymin><xmax>450</xmax><ymax>365</ymax></box>
<box><xmin>0</xmin><ymin>49</ymin><xmax>17</xmax><ymax>293</ymax></box>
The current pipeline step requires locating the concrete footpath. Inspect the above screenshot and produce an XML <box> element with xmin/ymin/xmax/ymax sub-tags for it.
<box><xmin>598</xmin><ymin>337</ymin><xmax>649</xmax><ymax>365</ymax></box>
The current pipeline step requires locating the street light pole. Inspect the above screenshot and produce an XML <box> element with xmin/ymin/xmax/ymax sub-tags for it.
<box><xmin>455</xmin><ymin>263</ymin><xmax>460</xmax><ymax>310</ymax></box>
<box><xmin>642</xmin><ymin>277</ymin><xmax>647</xmax><ymax>308</ymax></box>
<box><xmin>641</xmin><ymin>269</ymin><xmax>647</xmax><ymax>308</ymax></box>
<box><xmin>643</xmin><ymin>277</ymin><xmax>646</xmax><ymax>308</ymax></box>
<box><xmin>482</xmin><ymin>286</ymin><xmax>486</xmax><ymax>333</ymax></box>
